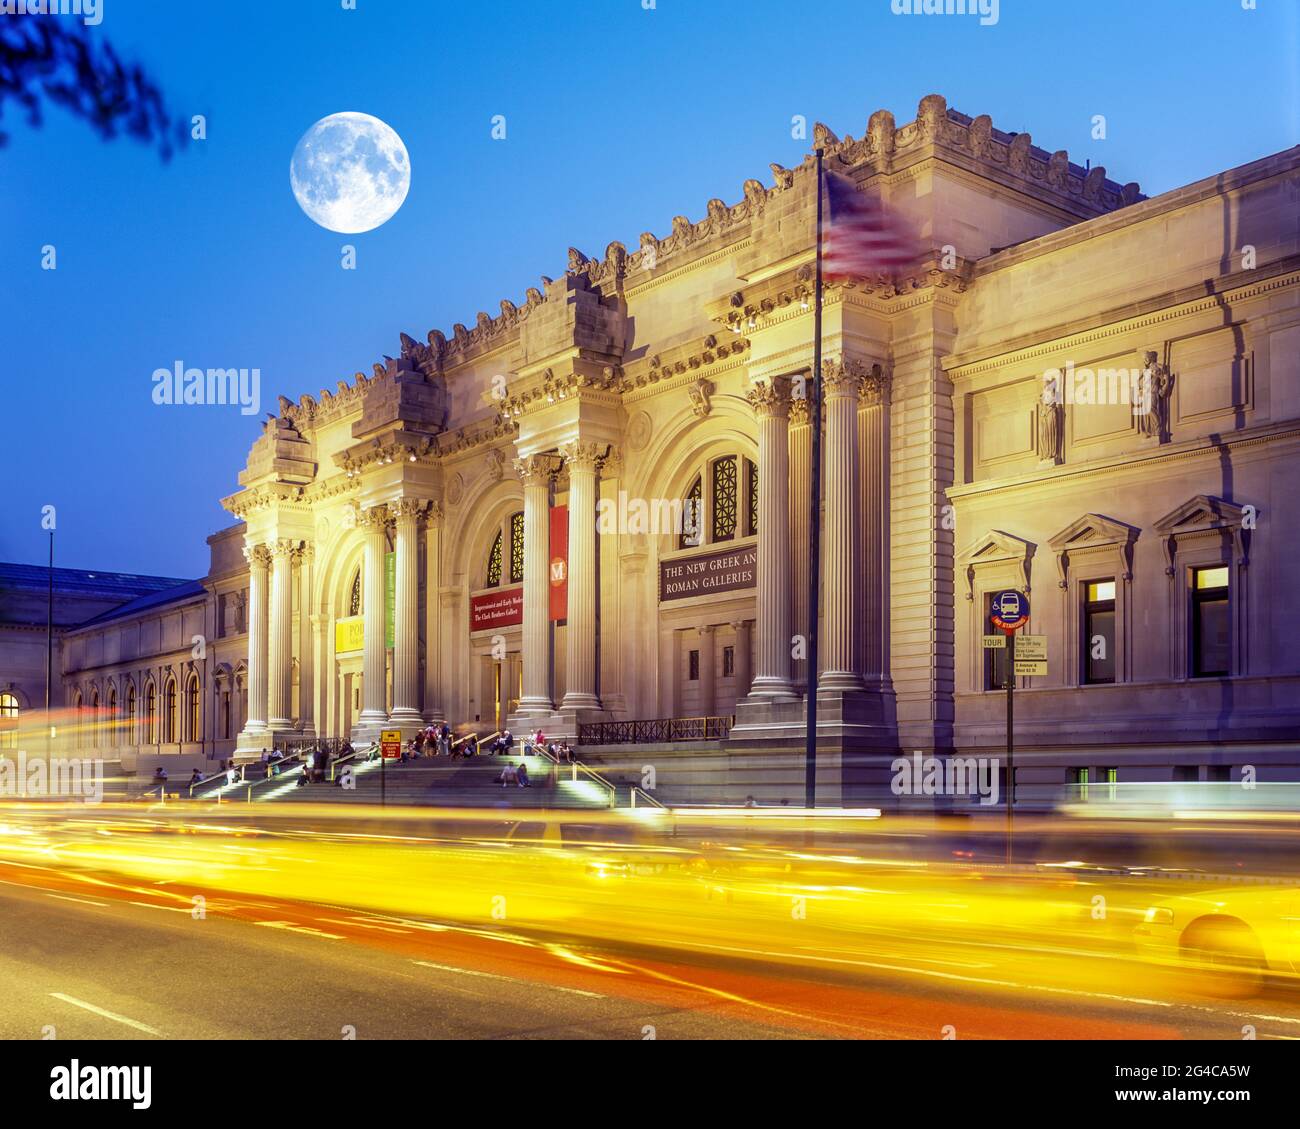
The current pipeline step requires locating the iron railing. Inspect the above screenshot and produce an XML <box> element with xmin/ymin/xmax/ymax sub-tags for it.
<box><xmin>577</xmin><ymin>716</ymin><xmax>733</xmax><ymax>746</ymax></box>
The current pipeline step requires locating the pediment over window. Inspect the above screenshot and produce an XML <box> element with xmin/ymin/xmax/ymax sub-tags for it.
<box><xmin>957</xmin><ymin>529</ymin><xmax>1035</xmax><ymax>599</ymax></box>
<box><xmin>1153</xmin><ymin>495</ymin><xmax>1251</xmax><ymax>572</ymax></box>
<box><xmin>1153</xmin><ymin>495</ymin><xmax>1247</xmax><ymax>535</ymax></box>
<box><xmin>1048</xmin><ymin>513</ymin><xmax>1140</xmax><ymax>587</ymax></box>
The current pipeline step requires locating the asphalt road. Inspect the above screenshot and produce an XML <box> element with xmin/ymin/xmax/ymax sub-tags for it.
<box><xmin>4</xmin><ymin>867</ymin><xmax>1300</xmax><ymax>1041</ymax></box>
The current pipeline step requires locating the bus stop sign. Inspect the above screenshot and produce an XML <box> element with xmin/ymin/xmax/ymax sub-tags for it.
<box><xmin>990</xmin><ymin>589</ymin><xmax>1030</xmax><ymax>632</ymax></box>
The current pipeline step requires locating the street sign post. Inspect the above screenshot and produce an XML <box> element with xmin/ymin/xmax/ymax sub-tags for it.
<box><xmin>380</xmin><ymin>729</ymin><xmax>402</xmax><ymax>807</ymax></box>
<box><xmin>989</xmin><ymin>590</ymin><xmax>1030</xmax><ymax>865</ymax></box>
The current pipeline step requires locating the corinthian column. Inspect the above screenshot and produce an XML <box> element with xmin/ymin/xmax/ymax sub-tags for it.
<box><xmin>423</xmin><ymin>504</ymin><xmax>446</xmax><ymax>724</ymax></box>
<box><xmin>267</xmin><ymin>539</ymin><xmax>296</xmax><ymax>730</ymax></box>
<box><xmin>819</xmin><ymin>358</ymin><xmax>867</xmax><ymax>694</ymax></box>
<box><xmin>296</xmin><ymin>543</ymin><xmax>315</xmax><ymax>736</ymax></box>
<box><xmin>238</xmin><ymin>543</ymin><xmax>271</xmax><ymax>750</ymax></box>
<box><xmin>356</xmin><ymin>505</ymin><xmax>391</xmax><ymax>733</ymax></box>
<box><xmin>559</xmin><ymin>440</ymin><xmax>603</xmax><ymax>712</ymax></box>
<box><xmin>745</xmin><ymin>376</ymin><xmax>797</xmax><ymax>700</ymax></box>
<box><xmin>389</xmin><ymin>498</ymin><xmax>426</xmax><ymax>728</ymax></box>
<box><xmin>514</xmin><ymin>454</ymin><xmax>560</xmax><ymax>716</ymax></box>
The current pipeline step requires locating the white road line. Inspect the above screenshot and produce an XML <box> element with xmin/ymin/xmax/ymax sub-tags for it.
<box><xmin>255</xmin><ymin>920</ymin><xmax>344</xmax><ymax>939</ymax></box>
<box><xmin>128</xmin><ymin>901</ymin><xmax>193</xmax><ymax>915</ymax></box>
<box><xmin>317</xmin><ymin>917</ymin><xmax>412</xmax><ymax>934</ymax></box>
<box><xmin>412</xmin><ymin>960</ymin><xmax>605</xmax><ymax>999</ymax></box>
<box><xmin>45</xmin><ymin>893</ymin><xmax>109</xmax><ymax>908</ymax></box>
<box><xmin>49</xmin><ymin>993</ymin><xmax>163</xmax><ymax>1036</ymax></box>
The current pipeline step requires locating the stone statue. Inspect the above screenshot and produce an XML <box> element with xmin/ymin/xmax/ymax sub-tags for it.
<box><xmin>1037</xmin><ymin>396</ymin><xmax>1063</xmax><ymax>465</ymax></box>
<box><xmin>1138</xmin><ymin>351</ymin><xmax>1174</xmax><ymax>442</ymax></box>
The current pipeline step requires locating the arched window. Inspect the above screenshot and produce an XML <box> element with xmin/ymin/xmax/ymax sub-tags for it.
<box><xmin>349</xmin><ymin>569</ymin><xmax>362</xmax><ymax>617</ymax></box>
<box><xmin>90</xmin><ymin>688</ymin><xmax>100</xmax><ymax>748</ymax></box>
<box><xmin>0</xmin><ymin>692</ymin><xmax>18</xmax><ymax>751</ymax></box>
<box><xmin>145</xmin><ymin>683</ymin><xmax>157</xmax><ymax>745</ymax></box>
<box><xmin>485</xmin><ymin>531</ymin><xmax>503</xmax><ymax>588</ymax></box>
<box><xmin>509</xmin><ymin>511</ymin><xmax>525</xmax><ymax>584</ymax></box>
<box><xmin>676</xmin><ymin>454</ymin><xmax>757</xmax><ymax>550</ymax></box>
<box><xmin>107</xmin><ymin>686</ymin><xmax>118</xmax><ymax>746</ymax></box>
<box><xmin>127</xmin><ymin>683</ymin><xmax>137</xmax><ymax>744</ymax></box>
<box><xmin>73</xmin><ymin>691</ymin><xmax>83</xmax><ymax>748</ymax></box>
<box><xmin>185</xmin><ymin>674</ymin><xmax>200</xmax><ymax>742</ymax></box>
<box><xmin>680</xmin><ymin>476</ymin><xmax>703</xmax><ymax>549</ymax></box>
<box><xmin>483</xmin><ymin>511</ymin><xmax>525</xmax><ymax>588</ymax></box>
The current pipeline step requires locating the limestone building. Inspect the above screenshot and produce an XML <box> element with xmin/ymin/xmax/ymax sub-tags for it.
<box><xmin>5</xmin><ymin>94</ymin><xmax>1299</xmax><ymax>804</ymax></box>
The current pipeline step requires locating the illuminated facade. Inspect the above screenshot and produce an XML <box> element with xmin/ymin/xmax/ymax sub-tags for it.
<box><xmin>8</xmin><ymin>94</ymin><xmax>1299</xmax><ymax>804</ymax></box>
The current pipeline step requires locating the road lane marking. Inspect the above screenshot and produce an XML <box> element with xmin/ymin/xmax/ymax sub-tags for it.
<box><xmin>49</xmin><ymin>994</ymin><xmax>163</xmax><ymax>1036</ymax></box>
<box><xmin>255</xmin><ymin>920</ymin><xmax>345</xmax><ymax>939</ymax></box>
<box><xmin>317</xmin><ymin>917</ymin><xmax>413</xmax><ymax>934</ymax></box>
<box><xmin>412</xmin><ymin>960</ymin><xmax>605</xmax><ymax>999</ymax></box>
<box><xmin>45</xmin><ymin>893</ymin><xmax>109</xmax><ymax>908</ymax></box>
<box><xmin>129</xmin><ymin>901</ymin><xmax>193</xmax><ymax>914</ymax></box>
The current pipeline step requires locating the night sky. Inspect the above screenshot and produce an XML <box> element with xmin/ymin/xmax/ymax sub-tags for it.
<box><xmin>2</xmin><ymin>0</ymin><xmax>1296</xmax><ymax>578</ymax></box>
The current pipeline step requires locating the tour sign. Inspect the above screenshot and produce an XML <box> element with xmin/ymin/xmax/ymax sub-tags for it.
<box><xmin>989</xmin><ymin>590</ymin><xmax>1030</xmax><ymax>632</ymax></box>
<box><xmin>380</xmin><ymin>729</ymin><xmax>403</xmax><ymax>760</ymax></box>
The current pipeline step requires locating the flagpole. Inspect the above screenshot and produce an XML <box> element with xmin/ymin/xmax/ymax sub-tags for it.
<box><xmin>805</xmin><ymin>147</ymin><xmax>825</xmax><ymax>810</ymax></box>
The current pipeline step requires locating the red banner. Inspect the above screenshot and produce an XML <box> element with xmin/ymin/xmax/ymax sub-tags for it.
<box><xmin>470</xmin><ymin>587</ymin><xmax>523</xmax><ymax>631</ymax></box>
<box><xmin>549</xmin><ymin>504</ymin><xmax>568</xmax><ymax>622</ymax></box>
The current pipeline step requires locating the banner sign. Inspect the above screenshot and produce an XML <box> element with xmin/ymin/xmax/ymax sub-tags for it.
<box><xmin>549</xmin><ymin>505</ymin><xmax>568</xmax><ymax>622</ymax></box>
<box><xmin>385</xmin><ymin>551</ymin><xmax>396</xmax><ymax>649</ymax></box>
<box><xmin>335</xmin><ymin>615</ymin><xmax>365</xmax><ymax>655</ymax></box>
<box><xmin>659</xmin><ymin>544</ymin><xmax>757</xmax><ymax>603</ymax></box>
<box><xmin>471</xmin><ymin>587</ymin><xmax>523</xmax><ymax>631</ymax></box>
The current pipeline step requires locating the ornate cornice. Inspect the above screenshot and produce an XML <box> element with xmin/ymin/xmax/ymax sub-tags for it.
<box><xmin>623</xmin><ymin>334</ymin><xmax>750</xmax><ymax>393</ymax></box>
<box><xmin>499</xmin><ymin>365</ymin><xmax>622</xmax><ymax>422</ymax></box>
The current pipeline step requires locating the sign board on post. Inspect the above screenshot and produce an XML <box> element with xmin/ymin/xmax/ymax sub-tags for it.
<box><xmin>981</xmin><ymin>634</ymin><xmax>1006</xmax><ymax>649</ymax></box>
<box><xmin>1014</xmin><ymin>659</ymin><xmax>1048</xmax><ymax>677</ymax></box>
<box><xmin>380</xmin><ymin>729</ymin><xmax>402</xmax><ymax>760</ymax></box>
<box><xmin>1016</xmin><ymin>635</ymin><xmax>1047</xmax><ymax>660</ymax></box>
<box><xmin>989</xmin><ymin>589</ymin><xmax>1030</xmax><ymax>632</ymax></box>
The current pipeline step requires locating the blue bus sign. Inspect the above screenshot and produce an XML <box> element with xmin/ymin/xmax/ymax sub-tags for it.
<box><xmin>990</xmin><ymin>589</ymin><xmax>1030</xmax><ymax>632</ymax></box>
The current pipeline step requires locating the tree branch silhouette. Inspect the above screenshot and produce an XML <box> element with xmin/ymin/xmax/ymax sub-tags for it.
<box><xmin>0</xmin><ymin>18</ymin><xmax>188</xmax><ymax>158</ymax></box>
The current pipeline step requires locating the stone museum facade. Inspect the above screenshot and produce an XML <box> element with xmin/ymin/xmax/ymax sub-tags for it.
<box><xmin>4</xmin><ymin>94</ymin><xmax>1298</xmax><ymax>804</ymax></box>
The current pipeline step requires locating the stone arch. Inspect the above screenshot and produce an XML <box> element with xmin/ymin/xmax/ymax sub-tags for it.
<box><xmin>447</xmin><ymin>475</ymin><xmax>526</xmax><ymax>590</ymax></box>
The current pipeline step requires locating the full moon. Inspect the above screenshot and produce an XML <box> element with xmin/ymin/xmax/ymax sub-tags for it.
<box><xmin>289</xmin><ymin>112</ymin><xmax>411</xmax><ymax>234</ymax></box>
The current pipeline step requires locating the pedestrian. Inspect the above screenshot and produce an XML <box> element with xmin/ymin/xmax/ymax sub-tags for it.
<box><xmin>516</xmin><ymin>761</ymin><xmax>530</xmax><ymax>788</ymax></box>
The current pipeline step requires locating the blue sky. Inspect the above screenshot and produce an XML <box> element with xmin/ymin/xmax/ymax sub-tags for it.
<box><xmin>1</xmin><ymin>0</ymin><xmax>1296</xmax><ymax>578</ymax></box>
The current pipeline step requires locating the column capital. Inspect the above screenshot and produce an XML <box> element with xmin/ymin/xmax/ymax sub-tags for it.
<box><xmin>243</xmin><ymin>544</ymin><xmax>272</xmax><ymax>569</ymax></box>
<box><xmin>355</xmin><ymin>503</ymin><xmax>390</xmax><ymax>532</ymax></box>
<box><xmin>823</xmin><ymin>356</ymin><xmax>888</xmax><ymax>402</ymax></box>
<box><xmin>745</xmin><ymin>375</ymin><xmax>792</xmax><ymax>419</ymax></box>
<box><xmin>557</xmin><ymin>439</ymin><xmax>607</xmax><ymax>472</ymax></box>
<box><xmin>390</xmin><ymin>497</ymin><xmax>429</xmax><ymax>525</ymax></box>
<box><xmin>512</xmin><ymin>453</ymin><xmax>562</xmax><ymax>486</ymax></box>
<box><xmin>268</xmin><ymin>538</ymin><xmax>298</xmax><ymax>561</ymax></box>
<box><xmin>294</xmin><ymin>541</ymin><xmax>315</xmax><ymax>566</ymax></box>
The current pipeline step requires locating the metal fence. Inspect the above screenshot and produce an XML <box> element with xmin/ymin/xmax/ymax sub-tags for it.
<box><xmin>577</xmin><ymin>715</ymin><xmax>733</xmax><ymax>746</ymax></box>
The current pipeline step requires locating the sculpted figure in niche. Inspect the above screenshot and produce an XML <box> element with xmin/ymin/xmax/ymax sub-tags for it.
<box><xmin>1137</xmin><ymin>351</ymin><xmax>1174</xmax><ymax>442</ymax></box>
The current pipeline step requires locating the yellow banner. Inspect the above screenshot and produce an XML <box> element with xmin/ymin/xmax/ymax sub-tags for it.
<box><xmin>335</xmin><ymin>616</ymin><xmax>364</xmax><ymax>654</ymax></box>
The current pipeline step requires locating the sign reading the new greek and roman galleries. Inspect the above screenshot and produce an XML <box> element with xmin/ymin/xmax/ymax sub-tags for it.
<box><xmin>470</xmin><ymin>587</ymin><xmax>524</xmax><ymax>631</ymax></box>
<box><xmin>658</xmin><ymin>544</ymin><xmax>758</xmax><ymax>603</ymax></box>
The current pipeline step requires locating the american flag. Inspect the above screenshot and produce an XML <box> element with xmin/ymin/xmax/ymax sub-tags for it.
<box><xmin>821</xmin><ymin>169</ymin><xmax>915</xmax><ymax>281</ymax></box>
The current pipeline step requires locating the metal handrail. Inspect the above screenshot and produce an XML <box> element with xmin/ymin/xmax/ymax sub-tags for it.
<box><xmin>629</xmin><ymin>786</ymin><xmax>666</xmax><ymax>810</ymax></box>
